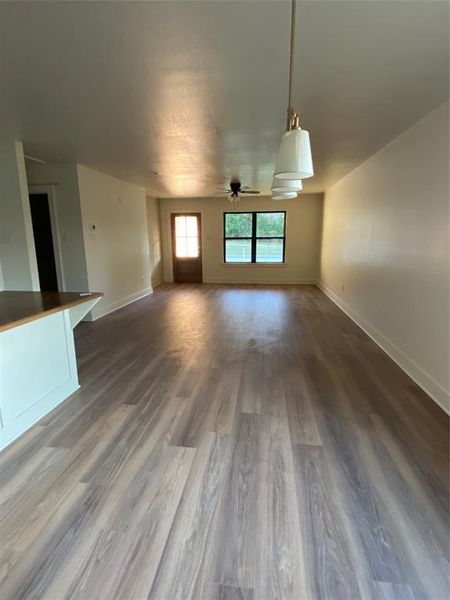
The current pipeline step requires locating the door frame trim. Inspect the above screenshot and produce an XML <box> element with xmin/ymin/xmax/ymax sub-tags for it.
<box><xmin>170</xmin><ymin>212</ymin><xmax>203</xmax><ymax>283</ymax></box>
<box><xmin>28</xmin><ymin>185</ymin><xmax>65</xmax><ymax>291</ymax></box>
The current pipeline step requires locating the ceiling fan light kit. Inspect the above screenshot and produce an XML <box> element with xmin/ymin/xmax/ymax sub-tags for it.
<box><xmin>273</xmin><ymin>0</ymin><xmax>314</xmax><ymax>193</ymax></box>
<box><xmin>227</xmin><ymin>193</ymin><xmax>241</xmax><ymax>204</ymax></box>
<box><xmin>271</xmin><ymin>176</ymin><xmax>303</xmax><ymax>193</ymax></box>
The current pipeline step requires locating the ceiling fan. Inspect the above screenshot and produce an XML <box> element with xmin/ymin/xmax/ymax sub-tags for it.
<box><xmin>216</xmin><ymin>180</ymin><xmax>260</xmax><ymax>203</ymax></box>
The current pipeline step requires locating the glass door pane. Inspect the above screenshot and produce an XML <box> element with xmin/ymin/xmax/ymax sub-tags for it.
<box><xmin>175</xmin><ymin>215</ymin><xmax>199</xmax><ymax>258</ymax></box>
<box><xmin>175</xmin><ymin>237</ymin><xmax>188</xmax><ymax>257</ymax></box>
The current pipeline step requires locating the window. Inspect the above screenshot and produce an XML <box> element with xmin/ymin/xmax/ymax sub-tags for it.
<box><xmin>224</xmin><ymin>212</ymin><xmax>286</xmax><ymax>263</ymax></box>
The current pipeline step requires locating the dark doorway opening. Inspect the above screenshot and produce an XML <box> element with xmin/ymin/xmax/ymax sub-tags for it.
<box><xmin>29</xmin><ymin>193</ymin><xmax>59</xmax><ymax>291</ymax></box>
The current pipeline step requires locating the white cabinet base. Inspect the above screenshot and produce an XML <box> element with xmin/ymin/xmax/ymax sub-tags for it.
<box><xmin>0</xmin><ymin>298</ymin><xmax>99</xmax><ymax>451</ymax></box>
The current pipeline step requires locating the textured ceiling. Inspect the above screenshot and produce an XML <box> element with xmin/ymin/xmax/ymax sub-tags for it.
<box><xmin>1</xmin><ymin>1</ymin><xmax>448</xmax><ymax>197</ymax></box>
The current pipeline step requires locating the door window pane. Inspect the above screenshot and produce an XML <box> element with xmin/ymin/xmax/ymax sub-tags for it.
<box><xmin>256</xmin><ymin>239</ymin><xmax>284</xmax><ymax>263</ymax></box>
<box><xmin>256</xmin><ymin>212</ymin><xmax>285</xmax><ymax>237</ymax></box>
<box><xmin>175</xmin><ymin>216</ymin><xmax>187</xmax><ymax>236</ymax></box>
<box><xmin>175</xmin><ymin>215</ymin><xmax>199</xmax><ymax>258</ymax></box>
<box><xmin>175</xmin><ymin>237</ymin><xmax>187</xmax><ymax>257</ymax></box>
<box><xmin>225</xmin><ymin>239</ymin><xmax>252</xmax><ymax>263</ymax></box>
<box><xmin>185</xmin><ymin>216</ymin><xmax>198</xmax><ymax>237</ymax></box>
<box><xmin>225</xmin><ymin>213</ymin><xmax>252</xmax><ymax>237</ymax></box>
<box><xmin>186</xmin><ymin>237</ymin><xmax>199</xmax><ymax>257</ymax></box>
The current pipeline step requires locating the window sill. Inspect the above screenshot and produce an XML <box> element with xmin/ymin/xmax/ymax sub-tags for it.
<box><xmin>222</xmin><ymin>262</ymin><xmax>287</xmax><ymax>267</ymax></box>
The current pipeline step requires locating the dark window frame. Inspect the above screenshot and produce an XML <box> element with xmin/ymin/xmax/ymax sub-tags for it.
<box><xmin>223</xmin><ymin>211</ymin><xmax>286</xmax><ymax>264</ymax></box>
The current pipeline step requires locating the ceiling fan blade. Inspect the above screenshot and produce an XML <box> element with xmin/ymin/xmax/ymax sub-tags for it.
<box><xmin>240</xmin><ymin>190</ymin><xmax>260</xmax><ymax>194</ymax></box>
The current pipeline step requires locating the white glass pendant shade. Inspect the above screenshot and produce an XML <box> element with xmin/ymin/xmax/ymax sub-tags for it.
<box><xmin>271</xmin><ymin>177</ymin><xmax>303</xmax><ymax>193</ymax></box>
<box><xmin>274</xmin><ymin>128</ymin><xmax>313</xmax><ymax>180</ymax></box>
<box><xmin>272</xmin><ymin>191</ymin><xmax>298</xmax><ymax>200</ymax></box>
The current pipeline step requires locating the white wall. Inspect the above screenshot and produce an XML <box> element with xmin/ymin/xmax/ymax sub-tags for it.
<box><xmin>26</xmin><ymin>163</ymin><xmax>90</xmax><ymax>292</ymax></box>
<box><xmin>0</xmin><ymin>139</ymin><xmax>39</xmax><ymax>290</ymax></box>
<box><xmin>147</xmin><ymin>197</ymin><xmax>163</xmax><ymax>288</ymax></box>
<box><xmin>320</xmin><ymin>102</ymin><xmax>449</xmax><ymax>412</ymax></box>
<box><xmin>77</xmin><ymin>165</ymin><xmax>152</xmax><ymax>319</ymax></box>
<box><xmin>159</xmin><ymin>194</ymin><xmax>323</xmax><ymax>284</ymax></box>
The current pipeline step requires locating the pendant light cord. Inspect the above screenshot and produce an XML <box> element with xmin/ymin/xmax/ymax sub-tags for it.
<box><xmin>287</xmin><ymin>0</ymin><xmax>298</xmax><ymax>129</ymax></box>
<box><xmin>288</xmin><ymin>0</ymin><xmax>296</xmax><ymax>110</ymax></box>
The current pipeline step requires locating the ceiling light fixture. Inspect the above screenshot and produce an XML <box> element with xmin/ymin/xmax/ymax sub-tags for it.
<box><xmin>274</xmin><ymin>0</ymin><xmax>313</xmax><ymax>181</ymax></box>
<box><xmin>271</xmin><ymin>177</ymin><xmax>303</xmax><ymax>193</ymax></box>
<box><xmin>272</xmin><ymin>192</ymin><xmax>298</xmax><ymax>200</ymax></box>
<box><xmin>227</xmin><ymin>193</ymin><xmax>240</xmax><ymax>204</ymax></box>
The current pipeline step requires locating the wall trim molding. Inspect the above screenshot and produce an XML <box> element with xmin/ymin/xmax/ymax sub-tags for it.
<box><xmin>204</xmin><ymin>278</ymin><xmax>317</xmax><ymax>285</ymax></box>
<box><xmin>92</xmin><ymin>287</ymin><xmax>153</xmax><ymax>321</ymax></box>
<box><xmin>317</xmin><ymin>281</ymin><xmax>450</xmax><ymax>415</ymax></box>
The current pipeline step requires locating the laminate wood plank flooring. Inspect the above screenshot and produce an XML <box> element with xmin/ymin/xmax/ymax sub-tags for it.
<box><xmin>0</xmin><ymin>284</ymin><xmax>448</xmax><ymax>600</ymax></box>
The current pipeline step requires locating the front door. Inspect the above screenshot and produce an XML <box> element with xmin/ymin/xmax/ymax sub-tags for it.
<box><xmin>171</xmin><ymin>213</ymin><xmax>202</xmax><ymax>283</ymax></box>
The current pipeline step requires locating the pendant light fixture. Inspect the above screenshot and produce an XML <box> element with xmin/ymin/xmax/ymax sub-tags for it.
<box><xmin>274</xmin><ymin>0</ymin><xmax>314</xmax><ymax>181</ymax></box>
<box><xmin>272</xmin><ymin>191</ymin><xmax>298</xmax><ymax>201</ymax></box>
<box><xmin>272</xmin><ymin>176</ymin><xmax>303</xmax><ymax>193</ymax></box>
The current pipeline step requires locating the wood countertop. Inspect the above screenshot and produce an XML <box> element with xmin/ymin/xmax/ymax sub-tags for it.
<box><xmin>0</xmin><ymin>291</ymin><xmax>103</xmax><ymax>333</ymax></box>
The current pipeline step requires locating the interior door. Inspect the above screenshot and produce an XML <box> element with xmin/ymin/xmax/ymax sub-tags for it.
<box><xmin>29</xmin><ymin>193</ymin><xmax>59</xmax><ymax>291</ymax></box>
<box><xmin>171</xmin><ymin>213</ymin><xmax>203</xmax><ymax>283</ymax></box>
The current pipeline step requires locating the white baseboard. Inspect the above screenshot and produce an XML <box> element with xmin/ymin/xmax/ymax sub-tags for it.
<box><xmin>151</xmin><ymin>278</ymin><xmax>163</xmax><ymax>289</ymax></box>
<box><xmin>317</xmin><ymin>282</ymin><xmax>449</xmax><ymax>414</ymax></box>
<box><xmin>204</xmin><ymin>278</ymin><xmax>317</xmax><ymax>285</ymax></box>
<box><xmin>91</xmin><ymin>287</ymin><xmax>153</xmax><ymax>320</ymax></box>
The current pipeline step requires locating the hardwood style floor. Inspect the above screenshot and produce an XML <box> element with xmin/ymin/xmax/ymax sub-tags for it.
<box><xmin>0</xmin><ymin>284</ymin><xmax>448</xmax><ymax>600</ymax></box>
